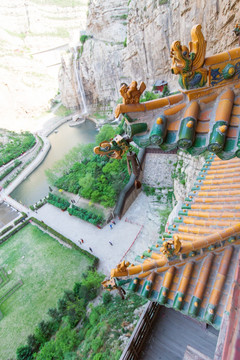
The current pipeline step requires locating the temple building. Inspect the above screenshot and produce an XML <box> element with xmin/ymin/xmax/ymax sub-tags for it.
<box><xmin>95</xmin><ymin>24</ymin><xmax>240</xmax><ymax>359</ymax></box>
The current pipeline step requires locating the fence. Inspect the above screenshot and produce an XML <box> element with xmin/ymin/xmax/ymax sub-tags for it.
<box><xmin>120</xmin><ymin>301</ymin><xmax>161</xmax><ymax>360</ymax></box>
<box><xmin>114</xmin><ymin>149</ymin><xmax>146</xmax><ymax>219</ymax></box>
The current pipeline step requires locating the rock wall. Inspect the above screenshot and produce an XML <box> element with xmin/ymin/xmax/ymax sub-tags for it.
<box><xmin>59</xmin><ymin>0</ymin><xmax>240</xmax><ymax>110</ymax></box>
<box><xmin>142</xmin><ymin>153</ymin><xmax>177</xmax><ymax>188</ymax></box>
<box><xmin>173</xmin><ymin>151</ymin><xmax>206</xmax><ymax>202</ymax></box>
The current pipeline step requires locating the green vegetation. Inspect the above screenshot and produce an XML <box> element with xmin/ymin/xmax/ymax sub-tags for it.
<box><xmin>29</xmin><ymin>198</ymin><xmax>47</xmax><ymax>211</ymax></box>
<box><xmin>76</xmin><ymin>292</ymin><xmax>146</xmax><ymax>360</ymax></box>
<box><xmin>123</xmin><ymin>37</ymin><xmax>127</xmax><ymax>47</ymax></box>
<box><xmin>142</xmin><ymin>184</ymin><xmax>156</xmax><ymax>196</ymax></box>
<box><xmin>0</xmin><ymin>159</ymin><xmax>21</xmax><ymax>181</ymax></box>
<box><xmin>142</xmin><ymin>184</ymin><xmax>175</xmax><ymax>234</ymax></box>
<box><xmin>119</xmin><ymin>14</ymin><xmax>128</xmax><ymax>20</ymax></box>
<box><xmin>16</xmin><ymin>270</ymin><xmax>104</xmax><ymax>360</ymax></box>
<box><xmin>68</xmin><ymin>205</ymin><xmax>104</xmax><ymax>226</ymax></box>
<box><xmin>92</xmin><ymin>112</ymin><xmax>108</xmax><ymax>120</ymax></box>
<box><xmin>0</xmin><ymin>225</ymin><xmax>13</xmax><ymax>236</ymax></box>
<box><xmin>30</xmin><ymin>0</ymin><xmax>87</xmax><ymax>8</ymax></box>
<box><xmin>46</xmin><ymin>125</ymin><xmax>130</xmax><ymax>208</ymax></box>
<box><xmin>80</xmin><ymin>34</ymin><xmax>91</xmax><ymax>44</ymax></box>
<box><xmin>28</xmin><ymin>27</ymin><xmax>70</xmax><ymax>38</ymax></box>
<box><xmin>0</xmin><ymin>224</ymin><xmax>95</xmax><ymax>359</ymax></box>
<box><xmin>4</xmin><ymin>29</ymin><xmax>26</xmax><ymax>40</ymax></box>
<box><xmin>140</xmin><ymin>86</ymin><xmax>170</xmax><ymax>103</ymax></box>
<box><xmin>159</xmin><ymin>207</ymin><xmax>172</xmax><ymax>233</ymax></box>
<box><xmin>0</xmin><ymin>221</ymin><xmax>29</xmax><ymax>245</ymax></box>
<box><xmin>47</xmin><ymin>193</ymin><xmax>70</xmax><ymax>210</ymax></box>
<box><xmin>0</xmin><ymin>130</ymin><xmax>36</xmax><ymax>166</ymax></box>
<box><xmin>14</xmin><ymin>215</ymin><xmax>27</xmax><ymax>226</ymax></box>
<box><xmin>171</xmin><ymin>159</ymin><xmax>186</xmax><ymax>185</ymax></box>
<box><xmin>2</xmin><ymin>159</ymin><xmax>31</xmax><ymax>188</ymax></box>
<box><xmin>17</xmin><ymin>274</ymin><xmax>146</xmax><ymax>360</ymax></box>
<box><xmin>54</xmin><ymin>104</ymin><xmax>73</xmax><ymax>117</ymax></box>
<box><xmin>30</xmin><ymin>218</ymin><xmax>98</xmax><ymax>264</ymax></box>
<box><xmin>140</xmin><ymin>90</ymin><xmax>160</xmax><ymax>102</ymax></box>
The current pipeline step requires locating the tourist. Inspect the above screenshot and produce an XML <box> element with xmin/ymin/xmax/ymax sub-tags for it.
<box><xmin>81</xmin><ymin>239</ymin><xmax>84</xmax><ymax>243</ymax></box>
<box><xmin>109</xmin><ymin>241</ymin><xmax>113</xmax><ymax>246</ymax></box>
<box><xmin>110</xmin><ymin>224</ymin><xmax>113</xmax><ymax>230</ymax></box>
<box><xmin>89</xmin><ymin>247</ymin><xmax>93</xmax><ymax>252</ymax></box>
<box><xmin>112</xmin><ymin>220</ymin><xmax>116</xmax><ymax>225</ymax></box>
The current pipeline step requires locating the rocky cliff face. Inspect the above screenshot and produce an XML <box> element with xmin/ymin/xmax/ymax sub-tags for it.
<box><xmin>59</xmin><ymin>0</ymin><xmax>240</xmax><ymax>112</ymax></box>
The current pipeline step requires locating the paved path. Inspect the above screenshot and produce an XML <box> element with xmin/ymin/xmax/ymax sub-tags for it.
<box><xmin>36</xmin><ymin>204</ymin><xmax>142</xmax><ymax>274</ymax></box>
<box><xmin>0</xmin><ymin>190</ymin><xmax>142</xmax><ymax>275</ymax></box>
<box><xmin>0</xmin><ymin>190</ymin><xmax>160</xmax><ymax>276</ymax></box>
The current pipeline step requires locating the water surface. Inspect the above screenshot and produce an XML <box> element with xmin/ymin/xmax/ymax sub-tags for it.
<box><xmin>11</xmin><ymin>121</ymin><xmax>97</xmax><ymax>206</ymax></box>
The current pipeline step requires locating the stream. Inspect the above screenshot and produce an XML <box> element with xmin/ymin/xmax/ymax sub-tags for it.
<box><xmin>11</xmin><ymin>120</ymin><xmax>97</xmax><ymax>206</ymax></box>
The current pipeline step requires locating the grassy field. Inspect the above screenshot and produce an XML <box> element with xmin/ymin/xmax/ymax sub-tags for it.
<box><xmin>0</xmin><ymin>224</ymin><xmax>94</xmax><ymax>359</ymax></box>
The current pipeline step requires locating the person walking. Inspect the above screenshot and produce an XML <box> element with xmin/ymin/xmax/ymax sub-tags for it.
<box><xmin>89</xmin><ymin>247</ymin><xmax>93</xmax><ymax>252</ymax></box>
<box><xmin>81</xmin><ymin>239</ymin><xmax>84</xmax><ymax>243</ymax></box>
<box><xmin>112</xmin><ymin>220</ymin><xmax>116</xmax><ymax>225</ymax></box>
<box><xmin>109</xmin><ymin>241</ymin><xmax>113</xmax><ymax>246</ymax></box>
<box><xmin>110</xmin><ymin>224</ymin><xmax>113</xmax><ymax>230</ymax></box>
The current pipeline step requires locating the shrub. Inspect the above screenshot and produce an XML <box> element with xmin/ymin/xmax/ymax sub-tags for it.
<box><xmin>57</xmin><ymin>298</ymin><xmax>67</xmax><ymax>316</ymax></box>
<box><xmin>27</xmin><ymin>334</ymin><xmax>40</xmax><ymax>353</ymax></box>
<box><xmin>102</xmin><ymin>291</ymin><xmax>112</xmax><ymax>305</ymax></box>
<box><xmin>67</xmin><ymin>205</ymin><xmax>104</xmax><ymax>225</ymax></box>
<box><xmin>93</xmin><ymin>354</ymin><xmax>103</xmax><ymax>360</ymax></box>
<box><xmin>0</xmin><ymin>225</ymin><xmax>13</xmax><ymax>236</ymax></box>
<box><xmin>142</xmin><ymin>184</ymin><xmax>155</xmax><ymax>196</ymax></box>
<box><xmin>0</xmin><ymin>221</ymin><xmax>29</xmax><ymax>244</ymax></box>
<box><xmin>0</xmin><ymin>131</ymin><xmax>35</xmax><ymax>166</ymax></box>
<box><xmin>47</xmin><ymin>308</ymin><xmax>61</xmax><ymax>322</ymax></box>
<box><xmin>14</xmin><ymin>216</ymin><xmax>26</xmax><ymax>226</ymax></box>
<box><xmin>80</xmin><ymin>35</ymin><xmax>90</xmax><ymax>44</ymax></box>
<box><xmin>35</xmin><ymin>320</ymin><xmax>54</xmax><ymax>344</ymax></box>
<box><xmin>47</xmin><ymin>193</ymin><xmax>70</xmax><ymax>210</ymax></box>
<box><xmin>0</xmin><ymin>160</ymin><xmax>21</xmax><ymax>180</ymax></box>
<box><xmin>16</xmin><ymin>345</ymin><xmax>33</xmax><ymax>360</ymax></box>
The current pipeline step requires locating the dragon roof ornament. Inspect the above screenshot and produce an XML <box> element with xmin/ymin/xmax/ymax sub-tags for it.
<box><xmin>170</xmin><ymin>24</ymin><xmax>207</xmax><ymax>90</ymax></box>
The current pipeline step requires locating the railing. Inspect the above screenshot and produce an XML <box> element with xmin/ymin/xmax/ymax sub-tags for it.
<box><xmin>114</xmin><ymin>148</ymin><xmax>146</xmax><ymax>219</ymax></box>
<box><xmin>120</xmin><ymin>301</ymin><xmax>161</xmax><ymax>360</ymax></box>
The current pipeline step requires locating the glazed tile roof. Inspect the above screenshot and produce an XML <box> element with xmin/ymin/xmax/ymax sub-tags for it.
<box><xmin>110</xmin><ymin>155</ymin><xmax>240</xmax><ymax>330</ymax></box>
<box><xmin>114</xmin><ymin>87</ymin><xmax>240</xmax><ymax>160</ymax></box>
<box><xmin>94</xmin><ymin>26</ymin><xmax>240</xmax><ymax>162</ymax></box>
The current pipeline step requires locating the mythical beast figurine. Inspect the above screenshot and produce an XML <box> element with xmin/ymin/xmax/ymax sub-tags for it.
<box><xmin>93</xmin><ymin>135</ymin><xmax>130</xmax><ymax>159</ymax></box>
<box><xmin>120</xmin><ymin>81</ymin><xmax>146</xmax><ymax>104</ymax></box>
<box><xmin>170</xmin><ymin>24</ymin><xmax>208</xmax><ymax>90</ymax></box>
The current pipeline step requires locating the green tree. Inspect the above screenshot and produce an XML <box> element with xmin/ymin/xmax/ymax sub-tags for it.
<box><xmin>95</xmin><ymin>124</ymin><xmax>115</xmax><ymax>144</ymax></box>
<box><xmin>35</xmin><ymin>320</ymin><xmax>54</xmax><ymax>344</ymax></box>
<box><xmin>27</xmin><ymin>334</ymin><xmax>40</xmax><ymax>353</ymax></box>
<box><xmin>16</xmin><ymin>345</ymin><xmax>33</xmax><ymax>360</ymax></box>
<box><xmin>35</xmin><ymin>340</ymin><xmax>56</xmax><ymax>360</ymax></box>
<box><xmin>47</xmin><ymin>308</ymin><xmax>61</xmax><ymax>321</ymax></box>
<box><xmin>58</xmin><ymin>298</ymin><xmax>67</xmax><ymax>315</ymax></box>
<box><xmin>63</xmin><ymin>290</ymin><xmax>76</xmax><ymax>303</ymax></box>
<box><xmin>102</xmin><ymin>291</ymin><xmax>112</xmax><ymax>305</ymax></box>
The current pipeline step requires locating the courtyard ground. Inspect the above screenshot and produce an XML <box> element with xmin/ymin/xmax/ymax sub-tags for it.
<box><xmin>0</xmin><ymin>201</ymin><xmax>19</xmax><ymax>229</ymax></box>
<box><xmin>0</xmin><ymin>223</ymin><xmax>94</xmax><ymax>360</ymax></box>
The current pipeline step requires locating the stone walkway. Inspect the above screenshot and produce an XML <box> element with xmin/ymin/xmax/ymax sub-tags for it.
<box><xmin>0</xmin><ymin>190</ymin><xmax>160</xmax><ymax>276</ymax></box>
